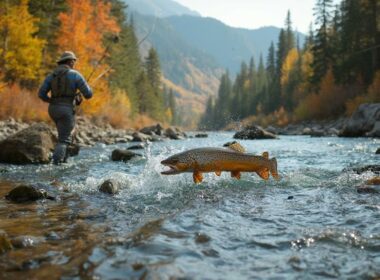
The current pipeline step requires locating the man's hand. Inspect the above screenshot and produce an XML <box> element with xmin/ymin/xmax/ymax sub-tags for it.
<box><xmin>74</xmin><ymin>93</ymin><xmax>83</xmax><ymax>106</ymax></box>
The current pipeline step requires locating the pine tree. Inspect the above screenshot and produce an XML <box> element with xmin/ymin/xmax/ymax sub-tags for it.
<box><xmin>107</xmin><ymin>1</ymin><xmax>142</xmax><ymax>116</ymax></box>
<box><xmin>145</xmin><ymin>47</ymin><xmax>162</xmax><ymax>92</ymax></box>
<box><xmin>285</xmin><ymin>10</ymin><xmax>296</xmax><ymax>52</ymax></box>
<box><xmin>28</xmin><ymin>0</ymin><xmax>67</xmax><ymax>70</ymax></box>
<box><xmin>311</xmin><ymin>0</ymin><xmax>333</xmax><ymax>88</ymax></box>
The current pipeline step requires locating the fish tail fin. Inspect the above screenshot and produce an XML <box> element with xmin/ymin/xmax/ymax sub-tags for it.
<box><xmin>270</xmin><ymin>158</ymin><xmax>279</xmax><ymax>180</ymax></box>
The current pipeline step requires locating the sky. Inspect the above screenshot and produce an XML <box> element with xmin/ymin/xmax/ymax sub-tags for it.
<box><xmin>173</xmin><ymin>0</ymin><xmax>341</xmax><ymax>34</ymax></box>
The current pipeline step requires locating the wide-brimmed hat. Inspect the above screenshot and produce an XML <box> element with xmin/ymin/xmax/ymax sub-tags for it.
<box><xmin>57</xmin><ymin>51</ymin><xmax>77</xmax><ymax>63</ymax></box>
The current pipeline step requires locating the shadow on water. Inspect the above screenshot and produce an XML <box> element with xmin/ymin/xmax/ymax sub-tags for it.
<box><xmin>0</xmin><ymin>134</ymin><xmax>380</xmax><ymax>279</ymax></box>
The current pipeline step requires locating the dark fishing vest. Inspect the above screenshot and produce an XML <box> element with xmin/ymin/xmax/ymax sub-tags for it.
<box><xmin>51</xmin><ymin>65</ymin><xmax>76</xmax><ymax>104</ymax></box>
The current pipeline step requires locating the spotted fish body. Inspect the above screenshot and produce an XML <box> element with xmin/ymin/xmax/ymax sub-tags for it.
<box><xmin>161</xmin><ymin>145</ymin><xmax>279</xmax><ymax>184</ymax></box>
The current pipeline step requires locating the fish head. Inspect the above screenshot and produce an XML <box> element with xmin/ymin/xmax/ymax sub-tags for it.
<box><xmin>161</xmin><ymin>153</ymin><xmax>192</xmax><ymax>175</ymax></box>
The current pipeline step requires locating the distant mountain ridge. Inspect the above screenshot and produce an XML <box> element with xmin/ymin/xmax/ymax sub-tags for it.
<box><xmin>123</xmin><ymin>0</ymin><xmax>200</xmax><ymax>17</ymax></box>
<box><xmin>122</xmin><ymin>0</ymin><xmax>305</xmax><ymax>126</ymax></box>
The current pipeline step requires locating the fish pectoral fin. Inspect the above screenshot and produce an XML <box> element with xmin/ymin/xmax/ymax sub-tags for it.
<box><xmin>193</xmin><ymin>171</ymin><xmax>203</xmax><ymax>184</ymax></box>
<box><xmin>231</xmin><ymin>171</ymin><xmax>241</xmax><ymax>180</ymax></box>
<box><xmin>257</xmin><ymin>168</ymin><xmax>269</xmax><ymax>180</ymax></box>
<box><xmin>215</xmin><ymin>171</ymin><xmax>222</xmax><ymax>176</ymax></box>
<box><xmin>262</xmin><ymin>152</ymin><xmax>269</xmax><ymax>159</ymax></box>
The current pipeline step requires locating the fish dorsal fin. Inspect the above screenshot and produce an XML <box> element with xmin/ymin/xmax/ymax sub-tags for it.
<box><xmin>257</xmin><ymin>169</ymin><xmax>269</xmax><ymax>180</ymax></box>
<box><xmin>262</xmin><ymin>152</ymin><xmax>269</xmax><ymax>159</ymax></box>
<box><xmin>226</xmin><ymin>142</ymin><xmax>246</xmax><ymax>153</ymax></box>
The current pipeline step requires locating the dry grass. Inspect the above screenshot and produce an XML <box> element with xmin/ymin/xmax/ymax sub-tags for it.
<box><xmin>0</xmin><ymin>83</ymin><xmax>49</xmax><ymax>122</ymax></box>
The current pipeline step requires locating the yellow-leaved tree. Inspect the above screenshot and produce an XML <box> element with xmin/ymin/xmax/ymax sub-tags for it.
<box><xmin>56</xmin><ymin>0</ymin><xmax>120</xmax><ymax>115</ymax></box>
<box><xmin>281</xmin><ymin>48</ymin><xmax>299</xmax><ymax>88</ymax></box>
<box><xmin>0</xmin><ymin>0</ymin><xmax>45</xmax><ymax>83</ymax></box>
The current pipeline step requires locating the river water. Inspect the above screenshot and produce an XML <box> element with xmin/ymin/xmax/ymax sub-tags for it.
<box><xmin>0</xmin><ymin>133</ymin><xmax>379</xmax><ymax>279</ymax></box>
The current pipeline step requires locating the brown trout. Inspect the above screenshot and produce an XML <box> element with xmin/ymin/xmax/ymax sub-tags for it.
<box><xmin>161</xmin><ymin>142</ymin><xmax>279</xmax><ymax>183</ymax></box>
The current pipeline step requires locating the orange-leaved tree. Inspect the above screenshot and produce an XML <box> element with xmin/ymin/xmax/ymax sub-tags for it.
<box><xmin>56</xmin><ymin>0</ymin><xmax>120</xmax><ymax>115</ymax></box>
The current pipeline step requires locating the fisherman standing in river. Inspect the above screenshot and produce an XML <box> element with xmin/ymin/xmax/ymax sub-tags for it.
<box><xmin>38</xmin><ymin>51</ymin><xmax>93</xmax><ymax>164</ymax></box>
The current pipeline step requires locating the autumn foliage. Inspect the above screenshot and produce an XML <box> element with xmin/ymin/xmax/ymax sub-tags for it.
<box><xmin>57</xmin><ymin>0</ymin><xmax>120</xmax><ymax>115</ymax></box>
<box><xmin>0</xmin><ymin>0</ymin><xmax>175</xmax><ymax>128</ymax></box>
<box><xmin>0</xmin><ymin>84</ymin><xmax>49</xmax><ymax>122</ymax></box>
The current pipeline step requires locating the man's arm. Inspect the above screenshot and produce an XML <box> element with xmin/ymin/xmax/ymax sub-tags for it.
<box><xmin>38</xmin><ymin>75</ymin><xmax>53</xmax><ymax>103</ymax></box>
<box><xmin>75</xmin><ymin>72</ymin><xmax>93</xmax><ymax>99</ymax></box>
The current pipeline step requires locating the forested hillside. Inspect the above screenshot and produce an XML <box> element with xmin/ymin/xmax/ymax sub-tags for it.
<box><xmin>0</xmin><ymin>0</ymin><xmax>178</xmax><ymax>128</ymax></box>
<box><xmin>200</xmin><ymin>0</ymin><xmax>380</xmax><ymax>129</ymax></box>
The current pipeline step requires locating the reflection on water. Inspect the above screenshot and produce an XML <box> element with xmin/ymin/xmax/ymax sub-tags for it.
<box><xmin>0</xmin><ymin>134</ymin><xmax>380</xmax><ymax>279</ymax></box>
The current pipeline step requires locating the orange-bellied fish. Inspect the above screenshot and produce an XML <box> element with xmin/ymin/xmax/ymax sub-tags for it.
<box><xmin>161</xmin><ymin>142</ymin><xmax>279</xmax><ymax>183</ymax></box>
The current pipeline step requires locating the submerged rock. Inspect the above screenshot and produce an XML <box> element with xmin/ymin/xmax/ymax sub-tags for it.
<box><xmin>10</xmin><ymin>236</ymin><xmax>41</xmax><ymax>248</ymax></box>
<box><xmin>5</xmin><ymin>185</ymin><xmax>54</xmax><ymax>203</ymax></box>
<box><xmin>195</xmin><ymin>133</ymin><xmax>208</xmax><ymax>138</ymax></box>
<box><xmin>357</xmin><ymin>186</ymin><xmax>379</xmax><ymax>194</ymax></box>
<box><xmin>357</xmin><ymin>177</ymin><xmax>380</xmax><ymax>194</ymax></box>
<box><xmin>376</xmin><ymin>148</ymin><xmax>380</xmax><ymax>154</ymax></box>
<box><xmin>195</xmin><ymin>233</ymin><xmax>211</xmax><ymax>244</ymax></box>
<box><xmin>127</xmin><ymin>144</ymin><xmax>145</xmax><ymax>150</ymax></box>
<box><xmin>99</xmin><ymin>179</ymin><xmax>120</xmax><ymax>195</ymax></box>
<box><xmin>234</xmin><ymin>125</ymin><xmax>277</xmax><ymax>140</ymax></box>
<box><xmin>0</xmin><ymin>231</ymin><xmax>13</xmax><ymax>254</ymax></box>
<box><xmin>0</xmin><ymin>123</ymin><xmax>56</xmax><ymax>164</ymax></box>
<box><xmin>111</xmin><ymin>149</ymin><xmax>141</xmax><ymax>162</ymax></box>
<box><xmin>339</xmin><ymin>103</ymin><xmax>380</xmax><ymax>137</ymax></box>
<box><xmin>349</xmin><ymin>165</ymin><xmax>380</xmax><ymax>175</ymax></box>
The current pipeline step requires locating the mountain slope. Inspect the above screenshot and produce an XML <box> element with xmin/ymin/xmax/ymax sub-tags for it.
<box><xmin>135</xmin><ymin>13</ymin><xmax>222</xmax><ymax>96</ymax></box>
<box><xmin>122</xmin><ymin>0</ymin><xmax>200</xmax><ymax>17</ymax></box>
<box><xmin>167</xmin><ymin>16</ymin><xmax>304</xmax><ymax>74</ymax></box>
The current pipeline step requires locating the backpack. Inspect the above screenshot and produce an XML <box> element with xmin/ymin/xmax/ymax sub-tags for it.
<box><xmin>51</xmin><ymin>66</ymin><xmax>76</xmax><ymax>98</ymax></box>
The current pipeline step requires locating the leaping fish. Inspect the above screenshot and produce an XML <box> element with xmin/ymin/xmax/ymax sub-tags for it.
<box><xmin>161</xmin><ymin>142</ymin><xmax>279</xmax><ymax>183</ymax></box>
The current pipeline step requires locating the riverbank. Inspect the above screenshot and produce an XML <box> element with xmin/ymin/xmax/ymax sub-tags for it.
<box><xmin>0</xmin><ymin>116</ymin><xmax>187</xmax><ymax>147</ymax></box>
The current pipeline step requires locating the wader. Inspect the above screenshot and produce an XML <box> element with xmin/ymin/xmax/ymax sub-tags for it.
<box><xmin>49</xmin><ymin>65</ymin><xmax>76</xmax><ymax>164</ymax></box>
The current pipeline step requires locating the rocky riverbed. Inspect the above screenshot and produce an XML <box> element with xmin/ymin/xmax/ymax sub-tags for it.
<box><xmin>234</xmin><ymin>103</ymin><xmax>380</xmax><ymax>139</ymax></box>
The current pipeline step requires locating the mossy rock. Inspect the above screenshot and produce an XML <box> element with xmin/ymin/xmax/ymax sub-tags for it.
<box><xmin>5</xmin><ymin>185</ymin><xmax>54</xmax><ymax>203</ymax></box>
<box><xmin>99</xmin><ymin>179</ymin><xmax>120</xmax><ymax>195</ymax></box>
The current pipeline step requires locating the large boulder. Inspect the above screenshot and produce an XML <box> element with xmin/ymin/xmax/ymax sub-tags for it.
<box><xmin>0</xmin><ymin>123</ymin><xmax>56</xmax><ymax>164</ymax></box>
<box><xmin>339</xmin><ymin>103</ymin><xmax>380</xmax><ymax>137</ymax></box>
<box><xmin>234</xmin><ymin>125</ymin><xmax>277</xmax><ymax>140</ymax></box>
<box><xmin>140</xmin><ymin>124</ymin><xmax>164</xmax><ymax>136</ymax></box>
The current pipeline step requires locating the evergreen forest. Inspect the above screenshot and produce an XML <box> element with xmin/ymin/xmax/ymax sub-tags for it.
<box><xmin>200</xmin><ymin>0</ymin><xmax>380</xmax><ymax>129</ymax></box>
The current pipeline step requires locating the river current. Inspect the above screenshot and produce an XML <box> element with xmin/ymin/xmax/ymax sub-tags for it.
<box><xmin>0</xmin><ymin>133</ymin><xmax>379</xmax><ymax>279</ymax></box>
